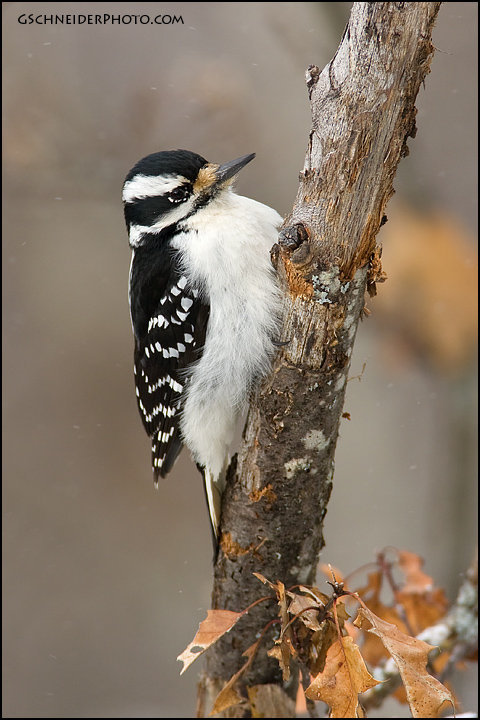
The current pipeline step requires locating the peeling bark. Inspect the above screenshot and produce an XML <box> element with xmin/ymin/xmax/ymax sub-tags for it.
<box><xmin>198</xmin><ymin>3</ymin><xmax>442</xmax><ymax>716</ymax></box>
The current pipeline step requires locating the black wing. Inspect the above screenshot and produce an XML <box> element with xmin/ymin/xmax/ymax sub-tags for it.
<box><xmin>130</xmin><ymin>246</ymin><xmax>209</xmax><ymax>480</ymax></box>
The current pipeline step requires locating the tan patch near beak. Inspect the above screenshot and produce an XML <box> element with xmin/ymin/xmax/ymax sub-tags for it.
<box><xmin>193</xmin><ymin>163</ymin><xmax>219</xmax><ymax>193</ymax></box>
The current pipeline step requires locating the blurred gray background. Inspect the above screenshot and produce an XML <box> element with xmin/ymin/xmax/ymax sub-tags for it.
<box><xmin>3</xmin><ymin>2</ymin><xmax>477</xmax><ymax>718</ymax></box>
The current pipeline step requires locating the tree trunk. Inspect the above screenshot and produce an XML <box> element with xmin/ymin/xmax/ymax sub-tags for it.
<box><xmin>198</xmin><ymin>3</ymin><xmax>443</xmax><ymax>716</ymax></box>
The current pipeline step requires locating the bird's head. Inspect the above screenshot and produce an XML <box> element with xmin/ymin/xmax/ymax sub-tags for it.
<box><xmin>123</xmin><ymin>149</ymin><xmax>255</xmax><ymax>248</ymax></box>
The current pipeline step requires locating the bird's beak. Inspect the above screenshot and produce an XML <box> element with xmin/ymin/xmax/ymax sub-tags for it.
<box><xmin>194</xmin><ymin>153</ymin><xmax>256</xmax><ymax>195</ymax></box>
<box><xmin>214</xmin><ymin>153</ymin><xmax>256</xmax><ymax>185</ymax></box>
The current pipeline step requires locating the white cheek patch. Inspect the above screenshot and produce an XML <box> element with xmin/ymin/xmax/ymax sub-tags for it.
<box><xmin>128</xmin><ymin>225</ymin><xmax>150</xmax><ymax>247</ymax></box>
<box><xmin>123</xmin><ymin>173</ymin><xmax>188</xmax><ymax>203</ymax></box>
<box><xmin>128</xmin><ymin>197</ymin><xmax>196</xmax><ymax>247</ymax></box>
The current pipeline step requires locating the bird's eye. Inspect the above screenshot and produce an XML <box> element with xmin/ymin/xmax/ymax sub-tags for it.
<box><xmin>168</xmin><ymin>186</ymin><xmax>189</xmax><ymax>203</ymax></box>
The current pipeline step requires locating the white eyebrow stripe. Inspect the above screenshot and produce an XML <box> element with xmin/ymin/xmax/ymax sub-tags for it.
<box><xmin>122</xmin><ymin>173</ymin><xmax>188</xmax><ymax>203</ymax></box>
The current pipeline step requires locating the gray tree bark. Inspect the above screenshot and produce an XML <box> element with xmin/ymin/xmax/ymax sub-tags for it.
<box><xmin>197</xmin><ymin>3</ymin><xmax>443</xmax><ymax>716</ymax></box>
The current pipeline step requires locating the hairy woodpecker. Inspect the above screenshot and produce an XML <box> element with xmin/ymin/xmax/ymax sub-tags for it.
<box><xmin>123</xmin><ymin>149</ymin><xmax>283</xmax><ymax>540</ymax></box>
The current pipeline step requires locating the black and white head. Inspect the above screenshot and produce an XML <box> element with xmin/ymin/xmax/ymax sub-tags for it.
<box><xmin>122</xmin><ymin>149</ymin><xmax>255</xmax><ymax>248</ymax></box>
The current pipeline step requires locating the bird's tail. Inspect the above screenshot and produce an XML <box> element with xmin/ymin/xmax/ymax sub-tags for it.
<box><xmin>199</xmin><ymin>459</ymin><xmax>229</xmax><ymax>553</ymax></box>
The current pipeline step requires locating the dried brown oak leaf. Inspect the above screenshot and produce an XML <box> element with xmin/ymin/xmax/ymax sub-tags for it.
<box><xmin>177</xmin><ymin>609</ymin><xmax>245</xmax><ymax>675</ymax></box>
<box><xmin>305</xmin><ymin>635</ymin><xmax>380</xmax><ymax>717</ymax></box>
<box><xmin>354</xmin><ymin>606</ymin><xmax>454</xmax><ymax>718</ymax></box>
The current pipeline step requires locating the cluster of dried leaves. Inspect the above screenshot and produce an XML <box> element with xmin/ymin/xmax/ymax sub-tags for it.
<box><xmin>178</xmin><ymin>549</ymin><xmax>469</xmax><ymax>717</ymax></box>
